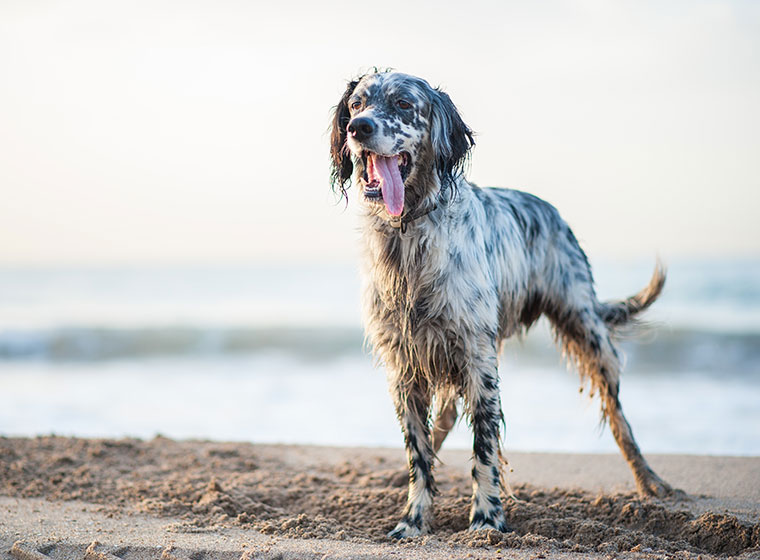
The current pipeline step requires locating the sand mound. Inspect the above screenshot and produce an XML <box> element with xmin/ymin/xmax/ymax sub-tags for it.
<box><xmin>1</xmin><ymin>436</ymin><xmax>757</xmax><ymax>558</ymax></box>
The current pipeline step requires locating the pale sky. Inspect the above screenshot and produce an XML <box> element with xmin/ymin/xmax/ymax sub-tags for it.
<box><xmin>0</xmin><ymin>0</ymin><xmax>758</xmax><ymax>264</ymax></box>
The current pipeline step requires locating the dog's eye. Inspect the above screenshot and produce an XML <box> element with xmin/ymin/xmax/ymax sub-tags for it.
<box><xmin>397</xmin><ymin>100</ymin><xmax>412</xmax><ymax>110</ymax></box>
<box><xmin>350</xmin><ymin>101</ymin><xmax>362</xmax><ymax>111</ymax></box>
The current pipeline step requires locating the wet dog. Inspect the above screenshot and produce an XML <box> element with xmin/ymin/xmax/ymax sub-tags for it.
<box><xmin>329</xmin><ymin>70</ymin><xmax>672</xmax><ymax>538</ymax></box>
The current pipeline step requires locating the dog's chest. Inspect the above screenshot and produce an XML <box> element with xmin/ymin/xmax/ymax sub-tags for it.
<box><xmin>361</xmin><ymin>228</ymin><xmax>502</xmax><ymax>382</ymax></box>
<box><xmin>364</xmin><ymin>227</ymin><xmax>498</xmax><ymax>336</ymax></box>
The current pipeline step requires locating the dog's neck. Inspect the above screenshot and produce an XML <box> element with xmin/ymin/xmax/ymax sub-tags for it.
<box><xmin>387</xmin><ymin>193</ymin><xmax>442</xmax><ymax>232</ymax></box>
<box><xmin>360</xmin><ymin>177</ymin><xmax>466</xmax><ymax>298</ymax></box>
<box><xmin>364</xmin><ymin>167</ymin><xmax>454</xmax><ymax>233</ymax></box>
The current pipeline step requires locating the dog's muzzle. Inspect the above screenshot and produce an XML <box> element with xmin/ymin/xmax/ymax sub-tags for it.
<box><xmin>347</xmin><ymin>116</ymin><xmax>410</xmax><ymax>217</ymax></box>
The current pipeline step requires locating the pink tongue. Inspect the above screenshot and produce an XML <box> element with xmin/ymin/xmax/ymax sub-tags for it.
<box><xmin>371</xmin><ymin>154</ymin><xmax>404</xmax><ymax>217</ymax></box>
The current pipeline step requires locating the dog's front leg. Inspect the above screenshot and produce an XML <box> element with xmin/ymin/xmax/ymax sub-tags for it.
<box><xmin>388</xmin><ymin>382</ymin><xmax>435</xmax><ymax>539</ymax></box>
<box><xmin>466</xmin><ymin>355</ymin><xmax>509</xmax><ymax>532</ymax></box>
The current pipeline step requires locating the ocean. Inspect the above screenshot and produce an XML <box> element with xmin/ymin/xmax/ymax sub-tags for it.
<box><xmin>0</xmin><ymin>260</ymin><xmax>758</xmax><ymax>455</ymax></box>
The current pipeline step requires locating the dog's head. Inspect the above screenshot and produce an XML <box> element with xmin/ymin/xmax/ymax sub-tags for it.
<box><xmin>330</xmin><ymin>71</ymin><xmax>474</xmax><ymax>220</ymax></box>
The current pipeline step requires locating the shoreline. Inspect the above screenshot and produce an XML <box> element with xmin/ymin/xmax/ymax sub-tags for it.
<box><xmin>1</xmin><ymin>437</ymin><xmax>758</xmax><ymax>559</ymax></box>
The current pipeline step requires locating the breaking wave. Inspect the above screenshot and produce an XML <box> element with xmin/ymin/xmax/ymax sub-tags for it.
<box><xmin>1</xmin><ymin>323</ymin><xmax>757</xmax><ymax>375</ymax></box>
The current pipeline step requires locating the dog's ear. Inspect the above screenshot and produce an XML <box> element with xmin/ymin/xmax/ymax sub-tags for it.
<box><xmin>330</xmin><ymin>79</ymin><xmax>360</xmax><ymax>199</ymax></box>
<box><xmin>430</xmin><ymin>89</ymin><xmax>475</xmax><ymax>190</ymax></box>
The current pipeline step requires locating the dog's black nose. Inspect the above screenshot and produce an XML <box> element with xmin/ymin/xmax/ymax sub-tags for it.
<box><xmin>347</xmin><ymin>117</ymin><xmax>375</xmax><ymax>141</ymax></box>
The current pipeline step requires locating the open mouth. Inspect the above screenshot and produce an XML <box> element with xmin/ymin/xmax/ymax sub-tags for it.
<box><xmin>360</xmin><ymin>151</ymin><xmax>411</xmax><ymax>217</ymax></box>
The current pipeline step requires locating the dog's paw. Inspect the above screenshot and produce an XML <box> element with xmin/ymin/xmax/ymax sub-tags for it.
<box><xmin>469</xmin><ymin>505</ymin><xmax>509</xmax><ymax>533</ymax></box>
<box><xmin>388</xmin><ymin>517</ymin><xmax>428</xmax><ymax>539</ymax></box>
<box><xmin>388</xmin><ymin>511</ymin><xmax>430</xmax><ymax>539</ymax></box>
<box><xmin>636</xmin><ymin>470</ymin><xmax>675</xmax><ymax>499</ymax></box>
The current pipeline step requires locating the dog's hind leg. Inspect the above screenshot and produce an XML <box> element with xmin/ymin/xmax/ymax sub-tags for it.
<box><xmin>432</xmin><ymin>396</ymin><xmax>458</xmax><ymax>453</ymax></box>
<box><xmin>388</xmin><ymin>380</ymin><xmax>436</xmax><ymax>538</ymax></box>
<box><xmin>465</xmin><ymin>350</ymin><xmax>510</xmax><ymax>532</ymax></box>
<box><xmin>603</xmin><ymin>377</ymin><xmax>673</xmax><ymax>497</ymax></box>
<box><xmin>551</xmin><ymin>305</ymin><xmax>673</xmax><ymax>498</ymax></box>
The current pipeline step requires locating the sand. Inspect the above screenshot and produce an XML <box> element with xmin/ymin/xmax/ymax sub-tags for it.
<box><xmin>0</xmin><ymin>437</ymin><xmax>758</xmax><ymax>560</ymax></box>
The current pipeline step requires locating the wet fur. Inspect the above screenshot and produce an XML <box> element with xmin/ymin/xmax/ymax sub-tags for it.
<box><xmin>330</xmin><ymin>70</ymin><xmax>672</xmax><ymax>539</ymax></box>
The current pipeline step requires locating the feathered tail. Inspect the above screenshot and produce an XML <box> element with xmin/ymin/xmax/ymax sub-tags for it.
<box><xmin>599</xmin><ymin>261</ymin><xmax>666</xmax><ymax>327</ymax></box>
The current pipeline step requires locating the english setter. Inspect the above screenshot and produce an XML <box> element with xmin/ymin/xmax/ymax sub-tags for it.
<box><xmin>329</xmin><ymin>70</ymin><xmax>672</xmax><ymax>539</ymax></box>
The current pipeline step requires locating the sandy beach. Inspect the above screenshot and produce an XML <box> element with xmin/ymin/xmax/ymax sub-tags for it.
<box><xmin>0</xmin><ymin>437</ymin><xmax>758</xmax><ymax>560</ymax></box>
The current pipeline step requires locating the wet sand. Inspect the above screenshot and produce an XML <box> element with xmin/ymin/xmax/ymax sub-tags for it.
<box><xmin>1</xmin><ymin>436</ymin><xmax>758</xmax><ymax>559</ymax></box>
